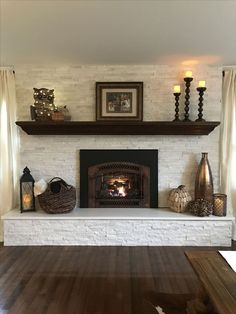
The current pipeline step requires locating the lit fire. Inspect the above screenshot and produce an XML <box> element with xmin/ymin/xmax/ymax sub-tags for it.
<box><xmin>117</xmin><ymin>186</ymin><xmax>126</xmax><ymax>197</ymax></box>
<box><xmin>23</xmin><ymin>194</ymin><xmax>32</xmax><ymax>209</ymax></box>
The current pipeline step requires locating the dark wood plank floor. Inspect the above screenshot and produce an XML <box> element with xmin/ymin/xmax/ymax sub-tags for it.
<box><xmin>0</xmin><ymin>245</ymin><xmax>235</xmax><ymax>314</ymax></box>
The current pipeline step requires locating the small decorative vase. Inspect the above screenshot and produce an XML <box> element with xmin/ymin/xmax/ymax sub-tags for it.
<box><xmin>195</xmin><ymin>152</ymin><xmax>214</xmax><ymax>203</ymax></box>
<box><xmin>168</xmin><ymin>185</ymin><xmax>192</xmax><ymax>213</ymax></box>
<box><xmin>187</xmin><ymin>199</ymin><xmax>213</xmax><ymax>217</ymax></box>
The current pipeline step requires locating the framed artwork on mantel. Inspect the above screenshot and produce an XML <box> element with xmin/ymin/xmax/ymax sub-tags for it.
<box><xmin>96</xmin><ymin>82</ymin><xmax>143</xmax><ymax>121</ymax></box>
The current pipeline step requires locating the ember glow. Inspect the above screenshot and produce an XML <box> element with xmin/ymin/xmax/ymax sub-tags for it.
<box><xmin>117</xmin><ymin>186</ymin><xmax>127</xmax><ymax>197</ymax></box>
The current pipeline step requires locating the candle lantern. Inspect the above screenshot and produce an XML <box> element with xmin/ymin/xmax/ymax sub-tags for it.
<box><xmin>213</xmin><ymin>193</ymin><xmax>227</xmax><ymax>216</ymax></box>
<box><xmin>20</xmin><ymin>167</ymin><xmax>35</xmax><ymax>213</ymax></box>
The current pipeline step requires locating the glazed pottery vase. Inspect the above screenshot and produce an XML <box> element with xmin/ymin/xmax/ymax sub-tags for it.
<box><xmin>195</xmin><ymin>152</ymin><xmax>214</xmax><ymax>203</ymax></box>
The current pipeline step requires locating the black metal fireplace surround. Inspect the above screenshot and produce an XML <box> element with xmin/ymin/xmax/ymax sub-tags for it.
<box><xmin>80</xmin><ymin>150</ymin><xmax>158</xmax><ymax>208</ymax></box>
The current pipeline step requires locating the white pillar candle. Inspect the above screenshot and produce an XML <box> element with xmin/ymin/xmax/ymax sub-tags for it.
<box><xmin>185</xmin><ymin>71</ymin><xmax>193</xmax><ymax>78</ymax></box>
<box><xmin>173</xmin><ymin>85</ymin><xmax>181</xmax><ymax>93</ymax></box>
<box><xmin>198</xmin><ymin>81</ymin><xmax>206</xmax><ymax>88</ymax></box>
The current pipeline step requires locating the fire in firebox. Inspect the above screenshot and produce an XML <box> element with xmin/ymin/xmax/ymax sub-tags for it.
<box><xmin>97</xmin><ymin>173</ymin><xmax>141</xmax><ymax>199</ymax></box>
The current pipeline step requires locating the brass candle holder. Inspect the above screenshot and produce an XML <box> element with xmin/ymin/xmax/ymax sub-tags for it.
<box><xmin>213</xmin><ymin>193</ymin><xmax>227</xmax><ymax>216</ymax></box>
<box><xmin>173</xmin><ymin>92</ymin><xmax>181</xmax><ymax>122</ymax></box>
<box><xmin>183</xmin><ymin>77</ymin><xmax>193</xmax><ymax>122</ymax></box>
<box><xmin>196</xmin><ymin>86</ymin><xmax>207</xmax><ymax>122</ymax></box>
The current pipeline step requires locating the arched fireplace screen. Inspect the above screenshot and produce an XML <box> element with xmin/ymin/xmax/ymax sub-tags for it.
<box><xmin>88</xmin><ymin>162</ymin><xmax>150</xmax><ymax>208</ymax></box>
<box><xmin>79</xmin><ymin>149</ymin><xmax>158</xmax><ymax>208</ymax></box>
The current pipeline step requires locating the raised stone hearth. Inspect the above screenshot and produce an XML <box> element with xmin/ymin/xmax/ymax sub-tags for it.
<box><xmin>2</xmin><ymin>208</ymin><xmax>234</xmax><ymax>246</ymax></box>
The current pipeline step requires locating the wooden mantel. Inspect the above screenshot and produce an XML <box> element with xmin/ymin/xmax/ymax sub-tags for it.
<box><xmin>15</xmin><ymin>121</ymin><xmax>220</xmax><ymax>136</ymax></box>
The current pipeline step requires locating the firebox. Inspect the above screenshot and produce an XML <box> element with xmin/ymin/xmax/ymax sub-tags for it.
<box><xmin>80</xmin><ymin>150</ymin><xmax>158</xmax><ymax>208</ymax></box>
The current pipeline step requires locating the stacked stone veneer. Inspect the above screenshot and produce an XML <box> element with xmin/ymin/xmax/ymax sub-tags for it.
<box><xmin>3</xmin><ymin>217</ymin><xmax>232</xmax><ymax>246</ymax></box>
<box><xmin>15</xmin><ymin>64</ymin><xmax>222</xmax><ymax>207</ymax></box>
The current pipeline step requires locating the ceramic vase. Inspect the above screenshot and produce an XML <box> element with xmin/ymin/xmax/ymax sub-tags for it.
<box><xmin>195</xmin><ymin>152</ymin><xmax>214</xmax><ymax>203</ymax></box>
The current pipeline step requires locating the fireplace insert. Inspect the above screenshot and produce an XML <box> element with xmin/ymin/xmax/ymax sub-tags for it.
<box><xmin>80</xmin><ymin>150</ymin><xmax>158</xmax><ymax>208</ymax></box>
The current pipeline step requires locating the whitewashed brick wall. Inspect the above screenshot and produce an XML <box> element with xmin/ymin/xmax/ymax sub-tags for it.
<box><xmin>15</xmin><ymin>65</ymin><xmax>222</xmax><ymax>207</ymax></box>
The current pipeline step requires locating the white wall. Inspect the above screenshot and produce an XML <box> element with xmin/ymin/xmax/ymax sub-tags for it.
<box><xmin>15</xmin><ymin>65</ymin><xmax>222</xmax><ymax>207</ymax></box>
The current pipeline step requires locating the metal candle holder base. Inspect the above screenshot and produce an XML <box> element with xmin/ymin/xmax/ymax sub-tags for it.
<box><xmin>173</xmin><ymin>92</ymin><xmax>181</xmax><ymax>122</ymax></box>
<box><xmin>195</xmin><ymin>87</ymin><xmax>207</xmax><ymax>122</ymax></box>
<box><xmin>183</xmin><ymin>77</ymin><xmax>193</xmax><ymax>122</ymax></box>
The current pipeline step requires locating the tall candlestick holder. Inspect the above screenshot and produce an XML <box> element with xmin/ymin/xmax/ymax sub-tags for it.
<box><xmin>196</xmin><ymin>86</ymin><xmax>207</xmax><ymax>122</ymax></box>
<box><xmin>173</xmin><ymin>92</ymin><xmax>181</xmax><ymax>121</ymax></box>
<box><xmin>183</xmin><ymin>77</ymin><xmax>193</xmax><ymax>121</ymax></box>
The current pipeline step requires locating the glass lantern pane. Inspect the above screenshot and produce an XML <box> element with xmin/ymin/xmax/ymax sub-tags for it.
<box><xmin>22</xmin><ymin>182</ymin><xmax>33</xmax><ymax>210</ymax></box>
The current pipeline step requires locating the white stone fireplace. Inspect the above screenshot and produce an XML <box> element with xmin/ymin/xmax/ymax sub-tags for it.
<box><xmin>2</xmin><ymin>64</ymin><xmax>235</xmax><ymax>246</ymax></box>
<box><xmin>15</xmin><ymin>64</ymin><xmax>222</xmax><ymax>206</ymax></box>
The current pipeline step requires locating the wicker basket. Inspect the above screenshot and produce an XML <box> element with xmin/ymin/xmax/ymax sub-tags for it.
<box><xmin>38</xmin><ymin>177</ymin><xmax>76</xmax><ymax>214</ymax></box>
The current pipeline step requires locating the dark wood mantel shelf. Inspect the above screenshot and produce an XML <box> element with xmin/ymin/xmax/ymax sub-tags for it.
<box><xmin>16</xmin><ymin>121</ymin><xmax>220</xmax><ymax>136</ymax></box>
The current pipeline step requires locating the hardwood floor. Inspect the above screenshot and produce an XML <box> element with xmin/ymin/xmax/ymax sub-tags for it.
<box><xmin>0</xmin><ymin>246</ymin><xmax>235</xmax><ymax>314</ymax></box>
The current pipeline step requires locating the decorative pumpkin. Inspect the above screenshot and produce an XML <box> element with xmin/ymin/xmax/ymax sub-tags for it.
<box><xmin>187</xmin><ymin>198</ymin><xmax>213</xmax><ymax>217</ymax></box>
<box><xmin>168</xmin><ymin>185</ymin><xmax>192</xmax><ymax>213</ymax></box>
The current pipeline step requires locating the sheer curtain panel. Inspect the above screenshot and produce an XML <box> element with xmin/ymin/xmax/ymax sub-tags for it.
<box><xmin>0</xmin><ymin>68</ymin><xmax>19</xmax><ymax>240</ymax></box>
<box><xmin>221</xmin><ymin>70</ymin><xmax>236</xmax><ymax>238</ymax></box>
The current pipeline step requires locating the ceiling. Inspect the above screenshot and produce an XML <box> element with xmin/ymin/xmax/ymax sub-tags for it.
<box><xmin>1</xmin><ymin>0</ymin><xmax>236</xmax><ymax>66</ymax></box>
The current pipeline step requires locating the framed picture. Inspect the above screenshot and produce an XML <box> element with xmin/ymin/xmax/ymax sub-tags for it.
<box><xmin>96</xmin><ymin>82</ymin><xmax>143</xmax><ymax>121</ymax></box>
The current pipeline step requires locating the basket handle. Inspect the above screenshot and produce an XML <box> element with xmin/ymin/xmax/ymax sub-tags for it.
<box><xmin>48</xmin><ymin>177</ymin><xmax>70</xmax><ymax>188</ymax></box>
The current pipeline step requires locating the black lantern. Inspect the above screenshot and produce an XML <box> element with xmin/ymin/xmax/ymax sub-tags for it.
<box><xmin>20</xmin><ymin>167</ymin><xmax>35</xmax><ymax>213</ymax></box>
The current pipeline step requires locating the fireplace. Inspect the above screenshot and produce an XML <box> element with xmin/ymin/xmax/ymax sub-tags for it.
<box><xmin>80</xmin><ymin>150</ymin><xmax>158</xmax><ymax>208</ymax></box>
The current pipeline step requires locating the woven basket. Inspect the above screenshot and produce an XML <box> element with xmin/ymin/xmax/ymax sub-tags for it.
<box><xmin>38</xmin><ymin>177</ymin><xmax>76</xmax><ymax>214</ymax></box>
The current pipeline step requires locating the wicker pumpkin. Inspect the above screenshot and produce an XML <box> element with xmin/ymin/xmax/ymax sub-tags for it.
<box><xmin>187</xmin><ymin>198</ymin><xmax>213</xmax><ymax>217</ymax></box>
<box><xmin>168</xmin><ymin>185</ymin><xmax>192</xmax><ymax>213</ymax></box>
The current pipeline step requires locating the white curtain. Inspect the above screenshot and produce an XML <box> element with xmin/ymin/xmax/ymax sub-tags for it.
<box><xmin>221</xmin><ymin>69</ymin><xmax>236</xmax><ymax>223</ymax></box>
<box><xmin>0</xmin><ymin>68</ymin><xmax>19</xmax><ymax>240</ymax></box>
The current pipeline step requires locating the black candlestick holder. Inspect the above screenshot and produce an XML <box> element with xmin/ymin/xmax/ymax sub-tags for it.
<box><xmin>173</xmin><ymin>92</ymin><xmax>181</xmax><ymax>122</ymax></box>
<box><xmin>183</xmin><ymin>77</ymin><xmax>193</xmax><ymax>121</ymax></box>
<box><xmin>196</xmin><ymin>87</ymin><xmax>207</xmax><ymax>122</ymax></box>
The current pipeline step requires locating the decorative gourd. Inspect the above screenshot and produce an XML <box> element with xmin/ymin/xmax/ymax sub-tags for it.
<box><xmin>168</xmin><ymin>185</ymin><xmax>192</xmax><ymax>213</ymax></box>
<box><xmin>187</xmin><ymin>199</ymin><xmax>213</xmax><ymax>217</ymax></box>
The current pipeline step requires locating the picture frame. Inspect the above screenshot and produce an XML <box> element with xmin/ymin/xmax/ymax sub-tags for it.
<box><xmin>96</xmin><ymin>82</ymin><xmax>143</xmax><ymax>121</ymax></box>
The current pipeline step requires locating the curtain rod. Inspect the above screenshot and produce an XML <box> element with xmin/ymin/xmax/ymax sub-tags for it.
<box><xmin>222</xmin><ymin>67</ymin><xmax>236</xmax><ymax>77</ymax></box>
<box><xmin>0</xmin><ymin>66</ymin><xmax>15</xmax><ymax>74</ymax></box>
<box><xmin>0</xmin><ymin>66</ymin><xmax>14</xmax><ymax>70</ymax></box>
<box><xmin>222</xmin><ymin>66</ymin><xmax>236</xmax><ymax>68</ymax></box>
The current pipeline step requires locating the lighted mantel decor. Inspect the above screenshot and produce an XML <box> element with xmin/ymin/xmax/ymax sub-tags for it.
<box><xmin>173</xmin><ymin>72</ymin><xmax>208</xmax><ymax>122</ymax></box>
<box><xmin>183</xmin><ymin>71</ymin><xmax>193</xmax><ymax>122</ymax></box>
<box><xmin>196</xmin><ymin>81</ymin><xmax>207</xmax><ymax>122</ymax></box>
<box><xmin>173</xmin><ymin>85</ymin><xmax>181</xmax><ymax>122</ymax></box>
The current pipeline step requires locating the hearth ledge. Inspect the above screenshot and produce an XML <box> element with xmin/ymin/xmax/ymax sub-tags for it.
<box><xmin>2</xmin><ymin>207</ymin><xmax>234</xmax><ymax>221</ymax></box>
<box><xmin>2</xmin><ymin>208</ymin><xmax>234</xmax><ymax>246</ymax></box>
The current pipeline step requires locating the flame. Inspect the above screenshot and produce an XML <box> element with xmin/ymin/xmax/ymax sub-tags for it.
<box><xmin>22</xmin><ymin>194</ymin><xmax>32</xmax><ymax>209</ymax></box>
<box><xmin>23</xmin><ymin>194</ymin><xmax>32</xmax><ymax>205</ymax></box>
<box><xmin>118</xmin><ymin>186</ymin><xmax>126</xmax><ymax>197</ymax></box>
